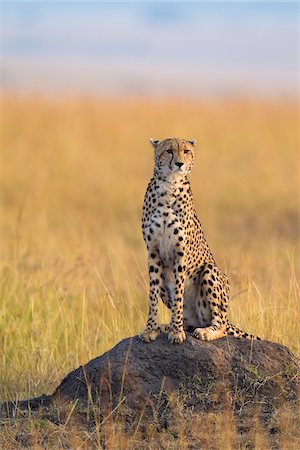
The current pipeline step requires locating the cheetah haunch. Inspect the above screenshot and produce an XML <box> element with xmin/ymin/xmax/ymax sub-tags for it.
<box><xmin>141</xmin><ymin>137</ymin><xmax>259</xmax><ymax>344</ymax></box>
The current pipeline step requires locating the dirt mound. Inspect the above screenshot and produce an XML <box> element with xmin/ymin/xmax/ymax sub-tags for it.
<box><xmin>52</xmin><ymin>335</ymin><xmax>298</xmax><ymax>413</ymax></box>
<box><xmin>2</xmin><ymin>334</ymin><xmax>299</xmax><ymax>421</ymax></box>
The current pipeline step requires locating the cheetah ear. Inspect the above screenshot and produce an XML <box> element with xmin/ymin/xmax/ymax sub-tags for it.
<box><xmin>188</xmin><ymin>139</ymin><xmax>196</xmax><ymax>146</ymax></box>
<box><xmin>150</xmin><ymin>138</ymin><xmax>160</xmax><ymax>148</ymax></box>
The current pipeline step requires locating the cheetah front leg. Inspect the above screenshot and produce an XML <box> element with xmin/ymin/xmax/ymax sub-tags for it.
<box><xmin>168</xmin><ymin>257</ymin><xmax>186</xmax><ymax>344</ymax></box>
<box><xmin>140</xmin><ymin>248</ymin><xmax>163</xmax><ymax>342</ymax></box>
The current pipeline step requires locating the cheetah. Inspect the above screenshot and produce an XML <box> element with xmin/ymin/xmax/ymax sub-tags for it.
<box><xmin>140</xmin><ymin>137</ymin><xmax>259</xmax><ymax>344</ymax></box>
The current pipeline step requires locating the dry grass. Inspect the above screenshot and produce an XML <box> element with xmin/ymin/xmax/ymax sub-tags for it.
<box><xmin>0</xmin><ymin>95</ymin><xmax>299</xmax><ymax>448</ymax></box>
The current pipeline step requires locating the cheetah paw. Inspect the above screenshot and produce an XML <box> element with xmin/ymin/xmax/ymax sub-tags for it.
<box><xmin>140</xmin><ymin>328</ymin><xmax>159</xmax><ymax>343</ymax></box>
<box><xmin>193</xmin><ymin>327</ymin><xmax>226</xmax><ymax>341</ymax></box>
<box><xmin>193</xmin><ymin>328</ymin><xmax>211</xmax><ymax>341</ymax></box>
<box><xmin>168</xmin><ymin>328</ymin><xmax>186</xmax><ymax>344</ymax></box>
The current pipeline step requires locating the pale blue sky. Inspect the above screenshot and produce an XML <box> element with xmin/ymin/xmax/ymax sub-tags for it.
<box><xmin>1</xmin><ymin>2</ymin><xmax>299</xmax><ymax>97</ymax></box>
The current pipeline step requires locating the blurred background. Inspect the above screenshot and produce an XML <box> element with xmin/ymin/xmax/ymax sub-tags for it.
<box><xmin>1</xmin><ymin>2</ymin><xmax>298</xmax><ymax>97</ymax></box>
<box><xmin>0</xmin><ymin>1</ymin><xmax>299</xmax><ymax>403</ymax></box>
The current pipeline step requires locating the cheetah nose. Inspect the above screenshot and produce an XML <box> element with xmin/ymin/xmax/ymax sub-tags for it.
<box><xmin>175</xmin><ymin>162</ymin><xmax>184</xmax><ymax>168</ymax></box>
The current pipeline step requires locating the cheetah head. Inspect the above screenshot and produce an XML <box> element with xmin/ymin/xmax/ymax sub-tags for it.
<box><xmin>150</xmin><ymin>137</ymin><xmax>196</xmax><ymax>179</ymax></box>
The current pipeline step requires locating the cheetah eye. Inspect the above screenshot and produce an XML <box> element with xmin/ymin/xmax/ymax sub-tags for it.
<box><xmin>184</xmin><ymin>149</ymin><xmax>189</xmax><ymax>154</ymax></box>
<box><xmin>167</xmin><ymin>149</ymin><xmax>173</xmax><ymax>154</ymax></box>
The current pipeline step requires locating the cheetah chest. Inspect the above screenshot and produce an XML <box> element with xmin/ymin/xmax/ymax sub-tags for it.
<box><xmin>148</xmin><ymin>209</ymin><xmax>182</xmax><ymax>263</ymax></box>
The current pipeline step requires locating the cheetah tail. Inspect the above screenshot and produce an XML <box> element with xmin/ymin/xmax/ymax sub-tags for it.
<box><xmin>226</xmin><ymin>322</ymin><xmax>261</xmax><ymax>340</ymax></box>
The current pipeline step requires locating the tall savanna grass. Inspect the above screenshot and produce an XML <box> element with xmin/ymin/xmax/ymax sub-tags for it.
<box><xmin>0</xmin><ymin>96</ymin><xmax>299</xmax><ymax>447</ymax></box>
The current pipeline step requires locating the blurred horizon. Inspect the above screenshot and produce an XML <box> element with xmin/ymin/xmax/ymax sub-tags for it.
<box><xmin>1</xmin><ymin>2</ymin><xmax>299</xmax><ymax>98</ymax></box>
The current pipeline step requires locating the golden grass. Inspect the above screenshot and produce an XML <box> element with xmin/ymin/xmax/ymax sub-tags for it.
<box><xmin>0</xmin><ymin>95</ymin><xmax>299</xmax><ymax>448</ymax></box>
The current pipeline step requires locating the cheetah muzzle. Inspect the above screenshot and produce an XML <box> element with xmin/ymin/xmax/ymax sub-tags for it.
<box><xmin>140</xmin><ymin>137</ymin><xmax>259</xmax><ymax>344</ymax></box>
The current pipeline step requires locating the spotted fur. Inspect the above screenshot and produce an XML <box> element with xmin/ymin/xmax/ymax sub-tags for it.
<box><xmin>140</xmin><ymin>137</ymin><xmax>259</xmax><ymax>344</ymax></box>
